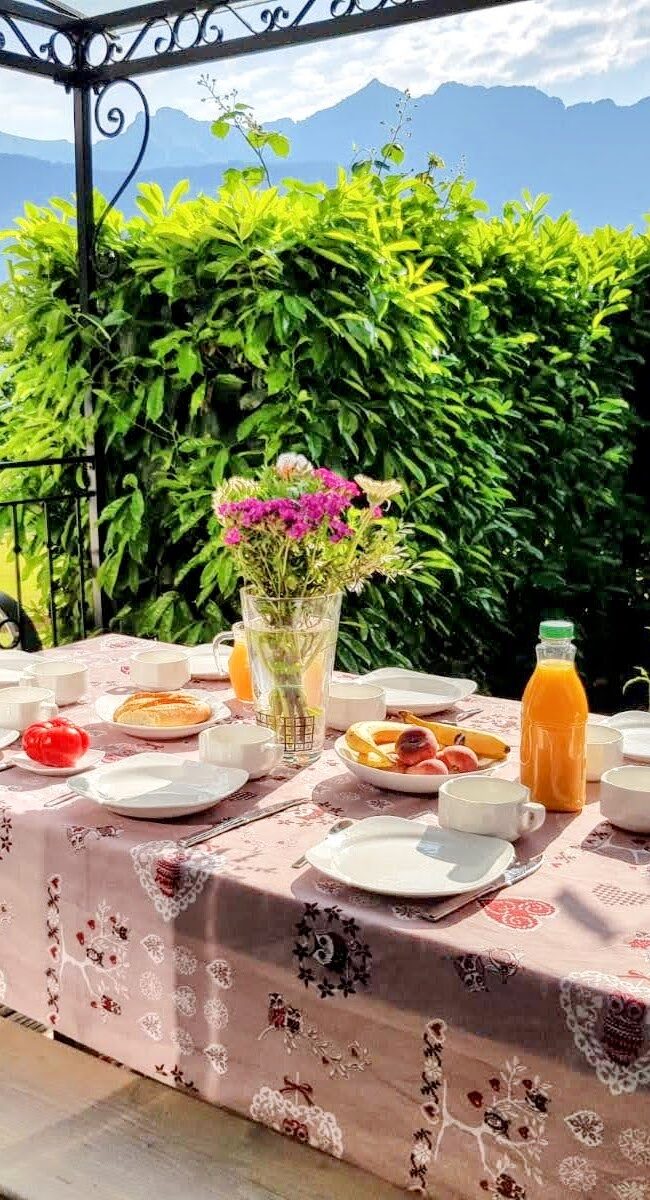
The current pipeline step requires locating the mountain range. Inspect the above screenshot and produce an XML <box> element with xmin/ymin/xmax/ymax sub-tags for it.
<box><xmin>0</xmin><ymin>79</ymin><xmax>648</xmax><ymax>240</ymax></box>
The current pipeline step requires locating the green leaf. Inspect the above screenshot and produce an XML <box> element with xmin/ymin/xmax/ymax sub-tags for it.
<box><xmin>266</xmin><ymin>132</ymin><xmax>291</xmax><ymax>158</ymax></box>
<box><xmin>146</xmin><ymin>376</ymin><xmax>165</xmax><ymax>422</ymax></box>
<box><xmin>211</xmin><ymin>119</ymin><xmax>230</xmax><ymax>139</ymax></box>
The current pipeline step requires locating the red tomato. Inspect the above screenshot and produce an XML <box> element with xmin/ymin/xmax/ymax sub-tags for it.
<box><xmin>22</xmin><ymin>719</ymin><xmax>90</xmax><ymax>768</ymax></box>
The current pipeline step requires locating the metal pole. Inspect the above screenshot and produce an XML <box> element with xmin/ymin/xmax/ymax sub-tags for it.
<box><xmin>72</xmin><ymin>82</ymin><xmax>107</xmax><ymax>633</ymax></box>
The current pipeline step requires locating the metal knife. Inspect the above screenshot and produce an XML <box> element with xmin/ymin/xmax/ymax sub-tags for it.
<box><xmin>178</xmin><ymin>796</ymin><xmax>309</xmax><ymax>850</ymax></box>
<box><xmin>425</xmin><ymin>852</ymin><xmax>545</xmax><ymax>922</ymax></box>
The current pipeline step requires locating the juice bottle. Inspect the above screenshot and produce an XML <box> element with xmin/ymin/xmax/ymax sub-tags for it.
<box><xmin>520</xmin><ymin>619</ymin><xmax>588</xmax><ymax>812</ymax></box>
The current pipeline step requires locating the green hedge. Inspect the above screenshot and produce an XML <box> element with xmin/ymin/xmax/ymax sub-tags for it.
<box><xmin>1</xmin><ymin>170</ymin><xmax>648</xmax><ymax>707</ymax></box>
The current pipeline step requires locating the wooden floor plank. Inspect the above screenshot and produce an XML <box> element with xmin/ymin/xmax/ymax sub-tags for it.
<box><xmin>0</xmin><ymin>1020</ymin><xmax>406</xmax><ymax>1200</ymax></box>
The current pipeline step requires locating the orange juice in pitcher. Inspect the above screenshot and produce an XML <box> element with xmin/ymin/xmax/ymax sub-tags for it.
<box><xmin>520</xmin><ymin>619</ymin><xmax>588</xmax><ymax>813</ymax></box>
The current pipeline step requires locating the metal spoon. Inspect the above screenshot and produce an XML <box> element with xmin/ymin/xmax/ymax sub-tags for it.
<box><xmin>292</xmin><ymin>818</ymin><xmax>355</xmax><ymax>869</ymax></box>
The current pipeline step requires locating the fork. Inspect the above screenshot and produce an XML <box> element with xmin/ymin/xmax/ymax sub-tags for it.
<box><xmin>44</xmin><ymin>790</ymin><xmax>76</xmax><ymax>809</ymax></box>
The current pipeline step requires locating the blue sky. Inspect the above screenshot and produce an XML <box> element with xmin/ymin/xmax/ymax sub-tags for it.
<box><xmin>4</xmin><ymin>0</ymin><xmax>650</xmax><ymax>138</ymax></box>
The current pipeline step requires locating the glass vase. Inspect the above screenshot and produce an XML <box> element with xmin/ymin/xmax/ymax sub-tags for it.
<box><xmin>241</xmin><ymin>590</ymin><xmax>342</xmax><ymax>764</ymax></box>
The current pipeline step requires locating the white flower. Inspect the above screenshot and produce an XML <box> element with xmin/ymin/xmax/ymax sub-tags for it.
<box><xmin>138</xmin><ymin>1012</ymin><xmax>162</xmax><ymax>1041</ymax></box>
<box><xmin>204</xmin><ymin>1043</ymin><xmax>229</xmax><ymax>1074</ymax></box>
<box><xmin>276</xmin><ymin>453</ymin><xmax>313</xmax><ymax>479</ymax></box>
<box><xmin>172</xmin><ymin>946</ymin><xmax>198</xmax><ymax>976</ymax></box>
<box><xmin>139</xmin><ymin>971</ymin><xmax>162</xmax><ymax>1001</ymax></box>
<box><xmin>206</xmin><ymin>959</ymin><xmax>233</xmax><ymax>989</ymax></box>
<box><xmin>172</xmin><ymin>986</ymin><xmax>197</xmax><ymax>1017</ymax></box>
<box><xmin>565</xmin><ymin>1110</ymin><xmax>604</xmax><ymax>1147</ymax></box>
<box><xmin>613</xmin><ymin>1183</ymin><xmax>649</xmax><ymax>1200</ymax></box>
<box><xmin>354</xmin><ymin>474</ymin><xmax>402</xmax><ymax>506</ymax></box>
<box><xmin>558</xmin><ymin>1156</ymin><xmax>598</xmax><ymax>1192</ymax></box>
<box><xmin>141</xmin><ymin>934</ymin><xmax>165</xmax><ymax>965</ymax></box>
<box><xmin>619</xmin><ymin>1129</ymin><xmax>650</xmax><ymax>1167</ymax></box>
<box><xmin>411</xmin><ymin>1142</ymin><xmax>431</xmax><ymax>1169</ymax></box>
<box><xmin>204</xmin><ymin>997</ymin><xmax>229</xmax><ymax>1029</ymax></box>
<box><xmin>171</xmin><ymin>1028</ymin><xmax>195</xmax><ymax>1057</ymax></box>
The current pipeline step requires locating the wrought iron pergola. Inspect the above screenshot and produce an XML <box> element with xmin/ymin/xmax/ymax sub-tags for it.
<box><xmin>0</xmin><ymin>0</ymin><xmax>516</xmax><ymax>637</ymax></box>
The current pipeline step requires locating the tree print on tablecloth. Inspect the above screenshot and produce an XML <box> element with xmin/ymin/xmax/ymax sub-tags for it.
<box><xmin>154</xmin><ymin>1063</ymin><xmax>199</xmax><ymax>1094</ymax></box>
<box><xmin>45</xmin><ymin>875</ymin><xmax>130</xmax><ymax>1025</ymax></box>
<box><xmin>408</xmin><ymin>1019</ymin><xmax>551</xmax><ymax>1198</ymax></box>
<box><xmin>259</xmin><ymin>992</ymin><xmax>369</xmax><ymax>1078</ymax></box>
<box><xmin>292</xmin><ymin>902</ymin><xmax>372</xmax><ymax>999</ymax></box>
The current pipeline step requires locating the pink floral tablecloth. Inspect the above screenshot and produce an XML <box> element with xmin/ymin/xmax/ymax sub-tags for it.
<box><xmin>1</xmin><ymin>635</ymin><xmax>649</xmax><ymax>1199</ymax></box>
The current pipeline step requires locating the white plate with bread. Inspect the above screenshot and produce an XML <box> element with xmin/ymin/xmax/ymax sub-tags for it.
<box><xmin>95</xmin><ymin>690</ymin><xmax>230</xmax><ymax>740</ymax></box>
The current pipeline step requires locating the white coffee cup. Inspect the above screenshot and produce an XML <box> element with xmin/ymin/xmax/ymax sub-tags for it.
<box><xmin>438</xmin><ymin>776</ymin><xmax>546</xmax><ymax>842</ymax></box>
<box><xmin>327</xmin><ymin>682</ymin><xmax>386</xmax><ymax>731</ymax></box>
<box><xmin>21</xmin><ymin>659</ymin><xmax>89</xmax><ymax>706</ymax></box>
<box><xmin>600</xmin><ymin>765</ymin><xmax>650</xmax><ymax>833</ymax></box>
<box><xmin>199</xmin><ymin>724</ymin><xmax>282</xmax><ymax>780</ymax></box>
<box><xmin>130</xmin><ymin>648</ymin><xmax>191</xmax><ymax>691</ymax></box>
<box><xmin>586</xmin><ymin>723</ymin><xmax>623</xmax><ymax>782</ymax></box>
<box><xmin>0</xmin><ymin>686</ymin><xmax>58</xmax><ymax>732</ymax></box>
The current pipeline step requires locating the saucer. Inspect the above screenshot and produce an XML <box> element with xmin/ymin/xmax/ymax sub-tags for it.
<box><xmin>12</xmin><ymin>748</ymin><xmax>105</xmax><ymax>777</ymax></box>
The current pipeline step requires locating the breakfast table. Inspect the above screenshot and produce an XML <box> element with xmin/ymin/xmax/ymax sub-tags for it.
<box><xmin>0</xmin><ymin>634</ymin><xmax>649</xmax><ymax>1200</ymax></box>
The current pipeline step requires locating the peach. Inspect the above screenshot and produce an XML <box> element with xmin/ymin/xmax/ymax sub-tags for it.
<box><xmin>405</xmin><ymin>757</ymin><xmax>449</xmax><ymax>776</ymax></box>
<box><xmin>395</xmin><ymin>726</ymin><xmax>439</xmax><ymax>766</ymax></box>
<box><xmin>437</xmin><ymin>745</ymin><xmax>479</xmax><ymax>774</ymax></box>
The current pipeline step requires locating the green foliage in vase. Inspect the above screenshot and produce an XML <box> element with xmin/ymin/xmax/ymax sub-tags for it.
<box><xmin>0</xmin><ymin>164</ymin><xmax>647</xmax><ymax>706</ymax></box>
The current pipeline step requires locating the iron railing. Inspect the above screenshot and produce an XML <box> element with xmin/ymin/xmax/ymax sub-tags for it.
<box><xmin>0</xmin><ymin>455</ymin><xmax>101</xmax><ymax>651</ymax></box>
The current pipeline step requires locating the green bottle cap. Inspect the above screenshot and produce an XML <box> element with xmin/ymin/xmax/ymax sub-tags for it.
<box><xmin>539</xmin><ymin>619</ymin><xmax>574</xmax><ymax>640</ymax></box>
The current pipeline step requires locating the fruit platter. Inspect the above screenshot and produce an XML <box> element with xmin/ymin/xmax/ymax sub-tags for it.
<box><xmin>335</xmin><ymin>713</ymin><xmax>510</xmax><ymax>794</ymax></box>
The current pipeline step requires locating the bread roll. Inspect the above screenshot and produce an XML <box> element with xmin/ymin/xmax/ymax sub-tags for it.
<box><xmin>114</xmin><ymin>691</ymin><xmax>211</xmax><ymax>727</ymax></box>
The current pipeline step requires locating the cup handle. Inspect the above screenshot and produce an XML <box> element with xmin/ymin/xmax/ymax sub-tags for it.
<box><xmin>520</xmin><ymin>801</ymin><xmax>546</xmax><ymax>834</ymax></box>
<box><xmin>212</xmin><ymin>632</ymin><xmax>234</xmax><ymax>667</ymax></box>
<box><xmin>40</xmin><ymin>702</ymin><xmax>59</xmax><ymax>720</ymax></box>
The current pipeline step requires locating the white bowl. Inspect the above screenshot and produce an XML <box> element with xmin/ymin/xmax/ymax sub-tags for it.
<box><xmin>586</xmin><ymin>723</ymin><xmax>624</xmax><ymax>782</ymax></box>
<box><xmin>600</xmin><ymin>765</ymin><xmax>650</xmax><ymax>833</ymax></box>
<box><xmin>334</xmin><ymin>736</ymin><xmax>500</xmax><ymax>795</ymax></box>
<box><xmin>359</xmin><ymin>668</ymin><xmax>477</xmax><ymax>715</ymax></box>
<box><xmin>327</xmin><ymin>682</ymin><xmax>386</xmax><ymax>731</ymax></box>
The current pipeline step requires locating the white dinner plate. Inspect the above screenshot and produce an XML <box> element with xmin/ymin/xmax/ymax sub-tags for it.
<box><xmin>359</xmin><ymin>668</ymin><xmax>477</xmax><ymax>715</ymax></box>
<box><xmin>11</xmin><ymin>748</ymin><xmax>105</xmax><ymax>777</ymax></box>
<box><xmin>70</xmin><ymin>753</ymin><xmax>249</xmax><ymax>819</ymax></box>
<box><xmin>603</xmin><ymin>711</ymin><xmax>650</xmax><ymax>762</ymax></box>
<box><xmin>0</xmin><ymin>728</ymin><xmax>20</xmax><ymax>751</ymax></box>
<box><xmin>334</xmin><ymin>736</ymin><xmax>499</xmax><ymax>795</ymax></box>
<box><xmin>188</xmin><ymin>644</ymin><xmax>230</xmax><ymax>682</ymax></box>
<box><xmin>306</xmin><ymin>815</ymin><xmax>514</xmax><ymax>897</ymax></box>
<box><xmin>95</xmin><ymin>690</ymin><xmax>229</xmax><ymax>740</ymax></box>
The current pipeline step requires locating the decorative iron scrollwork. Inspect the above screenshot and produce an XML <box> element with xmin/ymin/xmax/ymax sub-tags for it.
<box><xmin>92</xmin><ymin>78</ymin><xmax>151</xmax><ymax>276</ymax></box>
<box><xmin>0</xmin><ymin>13</ymin><xmax>75</xmax><ymax>70</ymax></box>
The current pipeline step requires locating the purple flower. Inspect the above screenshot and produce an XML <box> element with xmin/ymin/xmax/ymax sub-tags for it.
<box><xmin>313</xmin><ymin>467</ymin><xmax>361</xmax><ymax>499</ymax></box>
<box><xmin>224</xmin><ymin>528</ymin><xmax>242</xmax><ymax>545</ymax></box>
<box><xmin>329</xmin><ymin>518</ymin><xmax>353</xmax><ymax>543</ymax></box>
<box><xmin>371</xmin><ymin>506</ymin><xmax>383</xmax><ymax>519</ymax></box>
<box><xmin>287</xmin><ymin>521</ymin><xmax>310</xmax><ymax>540</ymax></box>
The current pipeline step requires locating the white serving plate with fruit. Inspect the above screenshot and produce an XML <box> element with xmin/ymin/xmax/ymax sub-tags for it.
<box><xmin>359</xmin><ymin>668</ymin><xmax>477</xmax><ymax>715</ymax></box>
<box><xmin>335</xmin><ymin>717</ymin><xmax>510</xmax><ymax>795</ymax></box>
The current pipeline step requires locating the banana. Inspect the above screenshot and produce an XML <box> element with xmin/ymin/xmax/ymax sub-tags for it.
<box><xmin>398</xmin><ymin>713</ymin><xmax>510</xmax><ymax>761</ymax></box>
<box><xmin>344</xmin><ymin>721</ymin><xmax>409</xmax><ymax>765</ymax></box>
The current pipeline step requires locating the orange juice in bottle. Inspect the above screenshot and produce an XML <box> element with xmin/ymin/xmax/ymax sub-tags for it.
<box><xmin>520</xmin><ymin>619</ymin><xmax>588</xmax><ymax>812</ymax></box>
